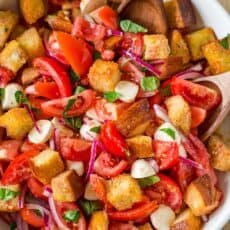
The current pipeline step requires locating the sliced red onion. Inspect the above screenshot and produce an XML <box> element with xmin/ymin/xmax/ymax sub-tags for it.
<box><xmin>16</xmin><ymin>214</ymin><xmax>23</xmax><ymax>230</ymax></box>
<box><xmin>119</xmin><ymin>49</ymin><xmax>161</xmax><ymax>76</ymax></box>
<box><xmin>50</xmin><ymin>128</ymin><xmax>58</xmax><ymax>151</ymax></box>
<box><xmin>18</xmin><ymin>184</ymin><xmax>27</xmax><ymax>209</ymax></box>
<box><xmin>175</xmin><ymin>70</ymin><xmax>204</xmax><ymax>80</ymax></box>
<box><xmin>179</xmin><ymin>156</ymin><xmax>203</xmax><ymax>170</ymax></box>
<box><xmin>201</xmin><ymin>215</ymin><xmax>209</xmax><ymax>222</ymax></box>
<box><xmin>107</xmin><ymin>29</ymin><xmax>124</xmax><ymax>37</ymax></box>
<box><xmin>187</xmin><ymin>62</ymin><xmax>204</xmax><ymax>72</ymax></box>
<box><xmin>137</xmin><ymin>89</ymin><xmax>158</xmax><ymax>98</ymax></box>
<box><xmin>43</xmin><ymin>186</ymin><xmax>53</xmax><ymax>197</ymax></box>
<box><xmin>83</xmin><ymin>116</ymin><xmax>91</xmax><ymax>125</ymax></box>
<box><xmin>117</xmin><ymin>0</ymin><xmax>132</xmax><ymax>13</ymax></box>
<box><xmin>153</xmin><ymin>104</ymin><xmax>171</xmax><ymax>123</ymax></box>
<box><xmin>151</xmin><ymin>59</ymin><xmax>165</xmax><ymax>66</ymax></box>
<box><xmin>148</xmin><ymin>159</ymin><xmax>159</xmax><ymax>173</ymax></box>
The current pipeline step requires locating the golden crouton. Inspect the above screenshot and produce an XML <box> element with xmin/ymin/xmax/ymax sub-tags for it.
<box><xmin>0</xmin><ymin>11</ymin><xmax>18</xmax><ymax>50</ymax></box>
<box><xmin>0</xmin><ymin>184</ymin><xmax>20</xmax><ymax>212</ymax></box>
<box><xmin>171</xmin><ymin>209</ymin><xmax>201</xmax><ymax>230</ymax></box>
<box><xmin>170</xmin><ymin>30</ymin><xmax>191</xmax><ymax>64</ymax></box>
<box><xmin>164</xmin><ymin>0</ymin><xmax>196</xmax><ymax>29</ymax></box>
<box><xmin>51</xmin><ymin>170</ymin><xmax>83</xmax><ymax>202</ymax></box>
<box><xmin>81</xmin><ymin>0</ymin><xmax>107</xmax><ymax>14</ymax></box>
<box><xmin>185</xmin><ymin>28</ymin><xmax>217</xmax><ymax>61</ymax></box>
<box><xmin>0</xmin><ymin>108</ymin><xmax>33</xmax><ymax>140</ymax></box>
<box><xmin>10</xmin><ymin>24</ymin><xmax>26</xmax><ymax>40</ymax></box>
<box><xmin>184</xmin><ymin>175</ymin><xmax>221</xmax><ymax>216</ymax></box>
<box><xmin>0</xmin><ymin>40</ymin><xmax>28</xmax><ymax>73</ymax></box>
<box><xmin>106</xmin><ymin>174</ymin><xmax>142</xmax><ymax>211</ymax></box>
<box><xmin>88</xmin><ymin>59</ymin><xmax>121</xmax><ymax>93</ymax></box>
<box><xmin>143</xmin><ymin>34</ymin><xmax>170</xmax><ymax>61</ymax></box>
<box><xmin>17</xmin><ymin>27</ymin><xmax>45</xmax><ymax>60</ymax></box>
<box><xmin>138</xmin><ymin>223</ymin><xmax>153</xmax><ymax>230</ymax></box>
<box><xmin>30</xmin><ymin>149</ymin><xmax>65</xmax><ymax>185</ymax></box>
<box><xmin>202</xmin><ymin>41</ymin><xmax>230</xmax><ymax>74</ymax></box>
<box><xmin>89</xmin><ymin>211</ymin><xmax>109</xmax><ymax>230</ymax></box>
<box><xmin>116</xmin><ymin>99</ymin><xmax>152</xmax><ymax>138</ymax></box>
<box><xmin>21</xmin><ymin>67</ymin><xmax>40</xmax><ymax>85</ymax></box>
<box><xmin>46</xmin><ymin>15</ymin><xmax>73</xmax><ymax>33</ymax></box>
<box><xmin>127</xmin><ymin>135</ymin><xmax>153</xmax><ymax>158</ymax></box>
<box><xmin>165</xmin><ymin>95</ymin><xmax>191</xmax><ymax>134</ymax></box>
<box><xmin>20</xmin><ymin>0</ymin><xmax>46</xmax><ymax>24</ymax></box>
<box><xmin>208</xmin><ymin>135</ymin><xmax>230</xmax><ymax>171</ymax></box>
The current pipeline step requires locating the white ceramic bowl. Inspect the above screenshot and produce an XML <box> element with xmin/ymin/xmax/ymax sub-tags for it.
<box><xmin>0</xmin><ymin>0</ymin><xmax>229</xmax><ymax>229</ymax></box>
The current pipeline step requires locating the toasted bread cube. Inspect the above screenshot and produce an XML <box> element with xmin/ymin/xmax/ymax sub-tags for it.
<box><xmin>0</xmin><ymin>108</ymin><xmax>33</xmax><ymax>140</ymax></box>
<box><xmin>106</xmin><ymin>174</ymin><xmax>142</xmax><ymax>211</ymax></box>
<box><xmin>89</xmin><ymin>211</ymin><xmax>109</xmax><ymax>230</ymax></box>
<box><xmin>0</xmin><ymin>40</ymin><xmax>28</xmax><ymax>73</ymax></box>
<box><xmin>127</xmin><ymin>135</ymin><xmax>153</xmax><ymax>158</ymax></box>
<box><xmin>30</xmin><ymin>149</ymin><xmax>65</xmax><ymax>185</ymax></box>
<box><xmin>17</xmin><ymin>27</ymin><xmax>45</xmax><ymax>60</ymax></box>
<box><xmin>88</xmin><ymin>59</ymin><xmax>121</xmax><ymax>93</ymax></box>
<box><xmin>21</xmin><ymin>67</ymin><xmax>40</xmax><ymax>85</ymax></box>
<box><xmin>0</xmin><ymin>184</ymin><xmax>20</xmax><ymax>212</ymax></box>
<box><xmin>165</xmin><ymin>95</ymin><xmax>191</xmax><ymax>134</ymax></box>
<box><xmin>10</xmin><ymin>24</ymin><xmax>26</xmax><ymax>40</ymax></box>
<box><xmin>185</xmin><ymin>28</ymin><xmax>217</xmax><ymax>61</ymax></box>
<box><xmin>20</xmin><ymin>0</ymin><xmax>46</xmax><ymax>24</ymax></box>
<box><xmin>51</xmin><ymin>170</ymin><xmax>83</xmax><ymax>202</ymax></box>
<box><xmin>164</xmin><ymin>0</ymin><xmax>196</xmax><ymax>29</ymax></box>
<box><xmin>116</xmin><ymin>99</ymin><xmax>152</xmax><ymax>138</ymax></box>
<box><xmin>170</xmin><ymin>30</ymin><xmax>191</xmax><ymax>64</ymax></box>
<box><xmin>171</xmin><ymin>209</ymin><xmax>201</xmax><ymax>230</ymax></box>
<box><xmin>208</xmin><ymin>135</ymin><xmax>230</xmax><ymax>171</ymax></box>
<box><xmin>143</xmin><ymin>34</ymin><xmax>170</xmax><ymax>61</ymax></box>
<box><xmin>46</xmin><ymin>15</ymin><xmax>73</xmax><ymax>33</ymax></box>
<box><xmin>184</xmin><ymin>175</ymin><xmax>220</xmax><ymax>216</ymax></box>
<box><xmin>80</xmin><ymin>0</ymin><xmax>107</xmax><ymax>14</ymax></box>
<box><xmin>138</xmin><ymin>223</ymin><xmax>153</xmax><ymax>230</ymax></box>
<box><xmin>0</xmin><ymin>11</ymin><xmax>18</xmax><ymax>50</ymax></box>
<box><xmin>202</xmin><ymin>41</ymin><xmax>230</xmax><ymax>74</ymax></box>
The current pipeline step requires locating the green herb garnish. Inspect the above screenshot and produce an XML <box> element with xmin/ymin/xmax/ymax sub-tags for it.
<box><xmin>63</xmin><ymin>99</ymin><xmax>76</xmax><ymax>117</ymax></box>
<box><xmin>90</xmin><ymin>126</ymin><xmax>101</xmax><ymax>134</ymax></box>
<box><xmin>74</xmin><ymin>86</ymin><xmax>86</xmax><ymax>95</ymax></box>
<box><xmin>220</xmin><ymin>34</ymin><xmax>230</xmax><ymax>49</ymax></box>
<box><xmin>0</xmin><ymin>188</ymin><xmax>19</xmax><ymax>201</ymax></box>
<box><xmin>65</xmin><ymin>117</ymin><xmax>82</xmax><ymax>129</ymax></box>
<box><xmin>104</xmin><ymin>91</ymin><xmax>121</xmax><ymax>102</ymax></box>
<box><xmin>120</xmin><ymin>20</ymin><xmax>148</xmax><ymax>33</ymax></box>
<box><xmin>10</xmin><ymin>222</ymin><xmax>17</xmax><ymax>230</ymax></box>
<box><xmin>138</xmin><ymin>175</ymin><xmax>160</xmax><ymax>189</ymax></box>
<box><xmin>160</xmin><ymin>128</ymin><xmax>176</xmax><ymax>140</ymax></box>
<box><xmin>93</xmin><ymin>51</ymin><xmax>101</xmax><ymax>60</ymax></box>
<box><xmin>159</xmin><ymin>85</ymin><xmax>172</xmax><ymax>97</ymax></box>
<box><xmin>140</xmin><ymin>76</ymin><xmax>160</xmax><ymax>92</ymax></box>
<box><xmin>0</xmin><ymin>88</ymin><xmax>5</xmax><ymax>100</ymax></box>
<box><xmin>68</xmin><ymin>68</ymin><xmax>80</xmax><ymax>84</ymax></box>
<box><xmin>78</xmin><ymin>199</ymin><xmax>102</xmax><ymax>217</ymax></box>
<box><xmin>63</xmin><ymin>210</ymin><xmax>80</xmax><ymax>223</ymax></box>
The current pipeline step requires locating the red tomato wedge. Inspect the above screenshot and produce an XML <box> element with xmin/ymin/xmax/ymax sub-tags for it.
<box><xmin>54</xmin><ymin>31</ymin><xmax>93</xmax><ymax>76</ymax></box>
<box><xmin>41</xmin><ymin>89</ymin><xmax>96</xmax><ymax>117</ymax></box>
<box><xmin>27</xmin><ymin>177</ymin><xmax>47</xmax><ymax>200</ymax></box>
<box><xmin>190</xmin><ymin>106</ymin><xmax>207</xmax><ymax>128</ymax></box>
<box><xmin>33</xmin><ymin>57</ymin><xmax>72</xmax><ymax>97</ymax></box>
<box><xmin>0</xmin><ymin>66</ymin><xmax>14</xmax><ymax>87</ymax></box>
<box><xmin>110</xmin><ymin>223</ymin><xmax>138</xmax><ymax>230</ymax></box>
<box><xmin>171</xmin><ymin>78</ymin><xmax>221</xmax><ymax>110</ymax></box>
<box><xmin>0</xmin><ymin>140</ymin><xmax>21</xmax><ymax>161</ymax></box>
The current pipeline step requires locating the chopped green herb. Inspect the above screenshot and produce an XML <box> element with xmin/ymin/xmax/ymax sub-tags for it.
<box><xmin>141</xmin><ymin>67</ymin><xmax>148</xmax><ymax>72</ymax></box>
<box><xmin>35</xmin><ymin>209</ymin><xmax>43</xmax><ymax>217</ymax></box>
<box><xmin>63</xmin><ymin>99</ymin><xmax>76</xmax><ymax>117</ymax></box>
<box><xmin>74</xmin><ymin>86</ymin><xmax>86</xmax><ymax>95</ymax></box>
<box><xmin>90</xmin><ymin>126</ymin><xmax>101</xmax><ymax>134</ymax></box>
<box><xmin>0</xmin><ymin>188</ymin><xmax>19</xmax><ymax>201</ymax></box>
<box><xmin>159</xmin><ymin>85</ymin><xmax>172</xmax><ymax>97</ymax></box>
<box><xmin>10</xmin><ymin>222</ymin><xmax>17</xmax><ymax>230</ymax></box>
<box><xmin>220</xmin><ymin>34</ymin><xmax>230</xmax><ymax>49</ymax></box>
<box><xmin>160</xmin><ymin>128</ymin><xmax>176</xmax><ymax>140</ymax></box>
<box><xmin>93</xmin><ymin>51</ymin><xmax>101</xmax><ymax>60</ymax></box>
<box><xmin>65</xmin><ymin>117</ymin><xmax>82</xmax><ymax>129</ymax></box>
<box><xmin>0</xmin><ymin>88</ymin><xmax>5</xmax><ymax>100</ymax></box>
<box><xmin>68</xmin><ymin>68</ymin><xmax>80</xmax><ymax>84</ymax></box>
<box><xmin>63</xmin><ymin>210</ymin><xmax>80</xmax><ymax>223</ymax></box>
<box><xmin>138</xmin><ymin>175</ymin><xmax>160</xmax><ymax>189</ymax></box>
<box><xmin>15</xmin><ymin>91</ymin><xmax>29</xmax><ymax>105</ymax></box>
<box><xmin>140</xmin><ymin>76</ymin><xmax>160</xmax><ymax>92</ymax></box>
<box><xmin>120</xmin><ymin>20</ymin><xmax>148</xmax><ymax>33</ymax></box>
<box><xmin>104</xmin><ymin>91</ymin><xmax>121</xmax><ymax>103</ymax></box>
<box><xmin>78</xmin><ymin>199</ymin><xmax>102</xmax><ymax>217</ymax></box>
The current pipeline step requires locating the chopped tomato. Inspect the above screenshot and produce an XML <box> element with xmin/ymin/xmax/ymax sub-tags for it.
<box><xmin>145</xmin><ymin>174</ymin><xmax>182</xmax><ymax>211</ymax></box>
<box><xmin>20</xmin><ymin>208</ymin><xmax>45</xmax><ymax>228</ymax></box>
<box><xmin>27</xmin><ymin>177</ymin><xmax>46</xmax><ymax>200</ymax></box>
<box><xmin>2</xmin><ymin>150</ymin><xmax>39</xmax><ymax>185</ymax></box>
<box><xmin>0</xmin><ymin>66</ymin><xmax>14</xmax><ymax>87</ymax></box>
<box><xmin>41</xmin><ymin>89</ymin><xmax>96</xmax><ymax>117</ymax></box>
<box><xmin>108</xmin><ymin>201</ymin><xmax>158</xmax><ymax>221</ymax></box>
<box><xmin>171</xmin><ymin>78</ymin><xmax>221</xmax><ymax>110</ymax></box>
<box><xmin>90</xmin><ymin>6</ymin><xmax>118</xmax><ymax>30</ymax></box>
<box><xmin>153</xmin><ymin>140</ymin><xmax>179</xmax><ymax>170</ymax></box>
<box><xmin>54</xmin><ymin>31</ymin><xmax>93</xmax><ymax>76</ymax></box>
<box><xmin>0</xmin><ymin>140</ymin><xmax>21</xmax><ymax>161</ymax></box>
<box><xmin>190</xmin><ymin>106</ymin><xmax>207</xmax><ymax>128</ymax></box>
<box><xmin>21</xmin><ymin>140</ymin><xmax>47</xmax><ymax>153</ymax></box>
<box><xmin>94</xmin><ymin>152</ymin><xmax>128</xmax><ymax>178</ymax></box>
<box><xmin>109</xmin><ymin>223</ymin><xmax>138</xmax><ymax>230</ymax></box>
<box><xmin>33</xmin><ymin>57</ymin><xmax>72</xmax><ymax>97</ymax></box>
<box><xmin>60</xmin><ymin>138</ymin><xmax>92</xmax><ymax>161</ymax></box>
<box><xmin>25</xmin><ymin>82</ymin><xmax>60</xmax><ymax>99</ymax></box>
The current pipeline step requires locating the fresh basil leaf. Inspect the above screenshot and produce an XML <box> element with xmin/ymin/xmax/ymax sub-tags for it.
<box><xmin>65</xmin><ymin>117</ymin><xmax>82</xmax><ymax>129</ymax></box>
<box><xmin>140</xmin><ymin>76</ymin><xmax>160</xmax><ymax>92</ymax></box>
<box><xmin>141</xmin><ymin>67</ymin><xmax>147</xmax><ymax>72</ymax></box>
<box><xmin>10</xmin><ymin>222</ymin><xmax>17</xmax><ymax>230</ymax></box>
<box><xmin>63</xmin><ymin>99</ymin><xmax>76</xmax><ymax>117</ymax></box>
<box><xmin>0</xmin><ymin>88</ymin><xmax>5</xmax><ymax>100</ymax></box>
<box><xmin>120</xmin><ymin>20</ymin><xmax>148</xmax><ymax>33</ymax></box>
<box><xmin>78</xmin><ymin>199</ymin><xmax>102</xmax><ymax>217</ymax></box>
<box><xmin>15</xmin><ymin>91</ymin><xmax>29</xmax><ymax>104</ymax></box>
<box><xmin>93</xmin><ymin>51</ymin><xmax>101</xmax><ymax>60</ymax></box>
<box><xmin>35</xmin><ymin>209</ymin><xmax>43</xmax><ymax>217</ymax></box>
<box><xmin>104</xmin><ymin>91</ymin><xmax>121</xmax><ymax>102</ymax></box>
<box><xmin>0</xmin><ymin>188</ymin><xmax>19</xmax><ymax>201</ymax></box>
<box><xmin>63</xmin><ymin>210</ymin><xmax>80</xmax><ymax>223</ymax></box>
<box><xmin>160</xmin><ymin>128</ymin><xmax>176</xmax><ymax>140</ymax></box>
<box><xmin>74</xmin><ymin>86</ymin><xmax>86</xmax><ymax>95</ymax></box>
<box><xmin>90</xmin><ymin>126</ymin><xmax>101</xmax><ymax>134</ymax></box>
<box><xmin>220</xmin><ymin>34</ymin><xmax>230</xmax><ymax>49</ymax></box>
<box><xmin>138</xmin><ymin>175</ymin><xmax>160</xmax><ymax>189</ymax></box>
<box><xmin>69</xmin><ymin>68</ymin><xmax>80</xmax><ymax>84</ymax></box>
<box><xmin>159</xmin><ymin>85</ymin><xmax>172</xmax><ymax>97</ymax></box>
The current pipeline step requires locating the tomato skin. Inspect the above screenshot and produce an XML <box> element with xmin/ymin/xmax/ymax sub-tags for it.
<box><xmin>20</xmin><ymin>208</ymin><xmax>45</xmax><ymax>228</ymax></box>
<box><xmin>109</xmin><ymin>223</ymin><xmax>138</xmax><ymax>230</ymax></box>
<box><xmin>60</xmin><ymin>138</ymin><xmax>92</xmax><ymax>161</ymax></box>
<box><xmin>27</xmin><ymin>177</ymin><xmax>47</xmax><ymax>200</ymax></box>
<box><xmin>21</xmin><ymin>140</ymin><xmax>48</xmax><ymax>153</ymax></box>
<box><xmin>100</xmin><ymin>121</ymin><xmax>129</xmax><ymax>158</ymax></box>
<box><xmin>0</xmin><ymin>66</ymin><xmax>14</xmax><ymax>87</ymax></box>
<box><xmin>0</xmin><ymin>140</ymin><xmax>21</xmax><ymax>161</ymax></box>
<box><xmin>153</xmin><ymin>140</ymin><xmax>179</xmax><ymax>170</ymax></box>
<box><xmin>190</xmin><ymin>106</ymin><xmax>207</xmax><ymax>128</ymax></box>
<box><xmin>33</xmin><ymin>57</ymin><xmax>72</xmax><ymax>97</ymax></box>
<box><xmin>145</xmin><ymin>174</ymin><xmax>183</xmax><ymax>211</ymax></box>
<box><xmin>171</xmin><ymin>78</ymin><xmax>221</xmax><ymax>110</ymax></box>
<box><xmin>54</xmin><ymin>31</ymin><xmax>93</xmax><ymax>77</ymax></box>
<box><xmin>94</xmin><ymin>152</ymin><xmax>128</xmax><ymax>178</ymax></box>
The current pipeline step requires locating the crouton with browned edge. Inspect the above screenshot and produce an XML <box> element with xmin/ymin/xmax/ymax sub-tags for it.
<box><xmin>89</xmin><ymin>211</ymin><xmax>109</xmax><ymax>230</ymax></box>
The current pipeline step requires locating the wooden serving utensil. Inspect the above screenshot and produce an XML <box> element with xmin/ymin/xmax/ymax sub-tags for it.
<box><xmin>194</xmin><ymin>71</ymin><xmax>230</xmax><ymax>141</ymax></box>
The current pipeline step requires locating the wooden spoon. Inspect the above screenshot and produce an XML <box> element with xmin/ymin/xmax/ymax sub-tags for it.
<box><xmin>194</xmin><ymin>71</ymin><xmax>230</xmax><ymax>141</ymax></box>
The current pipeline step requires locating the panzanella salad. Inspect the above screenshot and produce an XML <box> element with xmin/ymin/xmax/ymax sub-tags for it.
<box><xmin>0</xmin><ymin>0</ymin><xmax>229</xmax><ymax>229</ymax></box>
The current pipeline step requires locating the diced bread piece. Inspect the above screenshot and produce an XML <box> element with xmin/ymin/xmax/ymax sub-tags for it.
<box><xmin>10</xmin><ymin>24</ymin><xmax>26</xmax><ymax>40</ymax></box>
<box><xmin>80</xmin><ymin>0</ymin><xmax>107</xmax><ymax>14</ymax></box>
<box><xmin>89</xmin><ymin>211</ymin><xmax>109</xmax><ymax>230</ymax></box>
<box><xmin>21</xmin><ymin>67</ymin><xmax>40</xmax><ymax>85</ymax></box>
<box><xmin>138</xmin><ymin>223</ymin><xmax>153</xmax><ymax>230</ymax></box>
<box><xmin>30</xmin><ymin>149</ymin><xmax>65</xmax><ymax>185</ymax></box>
<box><xmin>51</xmin><ymin>170</ymin><xmax>83</xmax><ymax>202</ymax></box>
